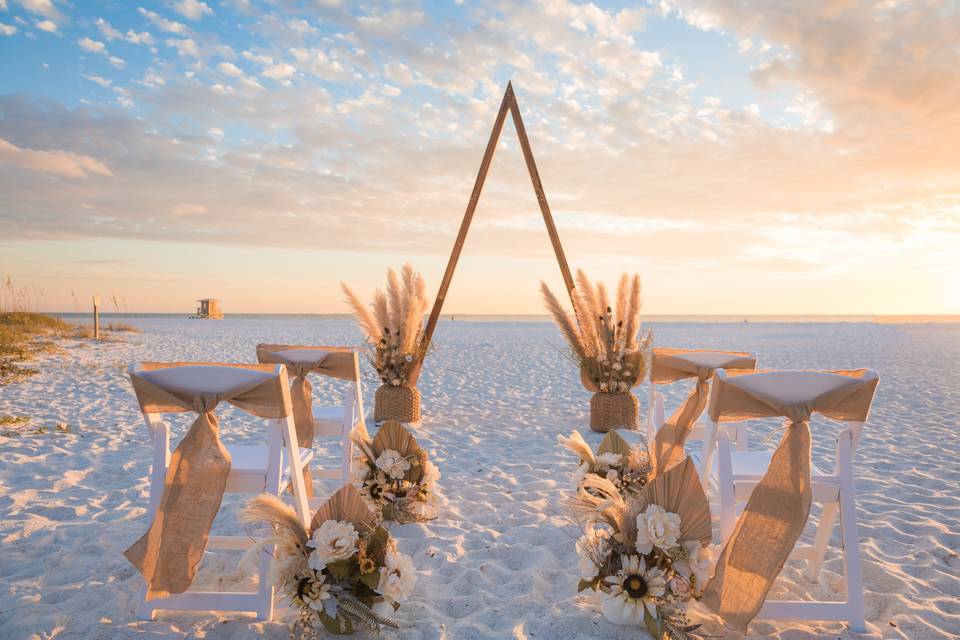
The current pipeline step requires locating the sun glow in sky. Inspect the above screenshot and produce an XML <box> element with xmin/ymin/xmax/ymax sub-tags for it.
<box><xmin>1</xmin><ymin>0</ymin><xmax>958</xmax><ymax>315</ymax></box>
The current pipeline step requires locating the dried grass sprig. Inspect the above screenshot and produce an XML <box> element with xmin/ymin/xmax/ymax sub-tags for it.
<box><xmin>343</xmin><ymin>264</ymin><xmax>431</xmax><ymax>387</ymax></box>
<box><xmin>540</xmin><ymin>282</ymin><xmax>586</xmax><ymax>359</ymax></box>
<box><xmin>557</xmin><ymin>429</ymin><xmax>596</xmax><ymax>465</ymax></box>
<box><xmin>240</xmin><ymin>493</ymin><xmax>308</xmax><ymax>548</ymax></box>
<box><xmin>341</xmin><ymin>283</ymin><xmax>382</xmax><ymax>343</ymax></box>
<box><xmin>542</xmin><ymin>270</ymin><xmax>651</xmax><ymax>392</ymax></box>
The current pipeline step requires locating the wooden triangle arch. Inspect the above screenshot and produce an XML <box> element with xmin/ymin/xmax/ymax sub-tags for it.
<box><xmin>414</xmin><ymin>82</ymin><xmax>576</xmax><ymax>374</ymax></box>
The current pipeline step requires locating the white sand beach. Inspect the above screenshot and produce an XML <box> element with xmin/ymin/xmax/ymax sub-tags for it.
<box><xmin>1</xmin><ymin>316</ymin><xmax>958</xmax><ymax>640</ymax></box>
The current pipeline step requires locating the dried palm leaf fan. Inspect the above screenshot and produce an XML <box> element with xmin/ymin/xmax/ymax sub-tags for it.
<box><xmin>352</xmin><ymin>420</ymin><xmax>437</xmax><ymax>522</ymax></box>
<box><xmin>542</xmin><ymin>270</ymin><xmax>652</xmax><ymax>432</ymax></box>
<box><xmin>342</xmin><ymin>264</ymin><xmax>430</xmax><ymax>423</ymax></box>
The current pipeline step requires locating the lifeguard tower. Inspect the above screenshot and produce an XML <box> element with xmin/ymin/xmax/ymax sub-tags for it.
<box><xmin>193</xmin><ymin>298</ymin><xmax>223</xmax><ymax>319</ymax></box>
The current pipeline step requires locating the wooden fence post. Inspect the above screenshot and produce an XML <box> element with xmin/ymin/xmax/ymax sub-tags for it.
<box><xmin>93</xmin><ymin>295</ymin><xmax>100</xmax><ymax>340</ymax></box>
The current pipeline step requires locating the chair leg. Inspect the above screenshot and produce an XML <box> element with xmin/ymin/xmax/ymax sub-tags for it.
<box><xmin>717</xmin><ymin>432</ymin><xmax>736</xmax><ymax>541</ymax></box>
<box><xmin>837</xmin><ymin>431</ymin><xmax>867</xmax><ymax>632</ymax></box>
<box><xmin>806</xmin><ymin>501</ymin><xmax>839</xmax><ymax>582</ymax></box>
<box><xmin>341</xmin><ymin>423</ymin><xmax>352</xmax><ymax>488</ymax></box>
<box><xmin>280</xmin><ymin>416</ymin><xmax>311</xmax><ymax>526</ymax></box>
<box><xmin>255</xmin><ymin>544</ymin><xmax>275</xmax><ymax>620</ymax></box>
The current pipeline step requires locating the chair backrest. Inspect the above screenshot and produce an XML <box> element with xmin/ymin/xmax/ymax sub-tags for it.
<box><xmin>128</xmin><ymin>361</ymin><xmax>291</xmax><ymax>422</ymax></box>
<box><xmin>708</xmin><ymin>368</ymin><xmax>879</xmax><ymax>450</ymax></box>
<box><xmin>648</xmin><ymin>347</ymin><xmax>758</xmax><ymax>441</ymax></box>
<box><xmin>255</xmin><ymin>344</ymin><xmax>364</xmax><ymax>428</ymax></box>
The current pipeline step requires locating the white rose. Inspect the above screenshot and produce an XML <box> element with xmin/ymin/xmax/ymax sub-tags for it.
<box><xmin>635</xmin><ymin>504</ymin><xmax>682</xmax><ymax>554</ymax></box>
<box><xmin>307</xmin><ymin>520</ymin><xmax>359</xmax><ymax>567</ymax></box>
<box><xmin>575</xmin><ymin>527</ymin><xmax>610</xmax><ymax>580</ymax></box>
<box><xmin>377</xmin><ymin>551</ymin><xmax>417</xmax><ymax>604</ymax></box>
<box><xmin>673</xmin><ymin>540</ymin><xmax>713</xmax><ymax>590</ymax></box>
<box><xmin>605</xmin><ymin>469</ymin><xmax>619</xmax><ymax>483</ymax></box>
<box><xmin>375</xmin><ymin>449</ymin><xmax>411</xmax><ymax>480</ymax></box>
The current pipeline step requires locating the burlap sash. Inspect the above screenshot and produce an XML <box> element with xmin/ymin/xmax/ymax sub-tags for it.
<box><xmin>125</xmin><ymin>362</ymin><xmax>292</xmax><ymax>599</ymax></box>
<box><xmin>649</xmin><ymin>349</ymin><xmax>756</xmax><ymax>476</ymax></box>
<box><xmin>701</xmin><ymin>369</ymin><xmax>879</xmax><ymax>632</ymax></box>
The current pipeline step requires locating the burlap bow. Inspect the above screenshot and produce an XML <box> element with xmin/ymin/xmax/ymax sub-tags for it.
<box><xmin>701</xmin><ymin>369</ymin><xmax>878</xmax><ymax>632</ymax></box>
<box><xmin>125</xmin><ymin>363</ymin><xmax>292</xmax><ymax>599</ymax></box>
<box><xmin>649</xmin><ymin>348</ymin><xmax>757</xmax><ymax>477</ymax></box>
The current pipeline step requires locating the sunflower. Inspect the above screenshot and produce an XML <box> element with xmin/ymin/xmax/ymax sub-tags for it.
<box><xmin>602</xmin><ymin>555</ymin><xmax>666</xmax><ymax>625</ymax></box>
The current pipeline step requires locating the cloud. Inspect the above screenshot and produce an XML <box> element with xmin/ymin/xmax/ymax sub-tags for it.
<box><xmin>18</xmin><ymin>0</ymin><xmax>63</xmax><ymax>22</ymax></box>
<box><xmin>81</xmin><ymin>73</ymin><xmax>111</xmax><ymax>87</ymax></box>
<box><xmin>76</xmin><ymin>36</ymin><xmax>105</xmax><ymax>53</ymax></box>
<box><xmin>173</xmin><ymin>0</ymin><xmax>213</xmax><ymax>21</ymax></box>
<box><xmin>262</xmin><ymin>62</ymin><xmax>295</xmax><ymax>82</ymax></box>
<box><xmin>171</xmin><ymin>203</ymin><xmax>207</xmax><ymax>215</ymax></box>
<box><xmin>0</xmin><ymin>22</ymin><xmax>15</xmax><ymax>36</ymax></box>
<box><xmin>35</xmin><ymin>18</ymin><xmax>56</xmax><ymax>32</ymax></box>
<box><xmin>165</xmin><ymin>37</ymin><xmax>199</xmax><ymax>58</ymax></box>
<box><xmin>138</xmin><ymin>7</ymin><xmax>188</xmax><ymax>34</ymax></box>
<box><xmin>217</xmin><ymin>61</ymin><xmax>243</xmax><ymax>77</ymax></box>
<box><xmin>0</xmin><ymin>137</ymin><xmax>113</xmax><ymax>178</ymax></box>
<box><xmin>125</xmin><ymin>29</ymin><xmax>155</xmax><ymax>45</ymax></box>
<box><xmin>1</xmin><ymin>2</ymin><xmax>958</xmax><ymax>313</ymax></box>
<box><xmin>95</xmin><ymin>17</ymin><xmax>121</xmax><ymax>40</ymax></box>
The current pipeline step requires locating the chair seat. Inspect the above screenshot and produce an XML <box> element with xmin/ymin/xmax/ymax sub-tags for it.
<box><xmin>227</xmin><ymin>445</ymin><xmax>313</xmax><ymax>474</ymax></box>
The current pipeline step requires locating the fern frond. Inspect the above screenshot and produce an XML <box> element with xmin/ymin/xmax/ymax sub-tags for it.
<box><xmin>338</xmin><ymin>598</ymin><xmax>400</xmax><ymax>630</ymax></box>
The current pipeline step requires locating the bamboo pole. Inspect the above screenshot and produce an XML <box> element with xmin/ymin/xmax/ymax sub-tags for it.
<box><xmin>416</xmin><ymin>82</ymin><xmax>576</xmax><ymax>368</ymax></box>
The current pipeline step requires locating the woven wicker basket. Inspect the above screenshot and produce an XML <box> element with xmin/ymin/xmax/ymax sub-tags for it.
<box><xmin>590</xmin><ymin>392</ymin><xmax>638</xmax><ymax>433</ymax></box>
<box><xmin>374</xmin><ymin>384</ymin><xmax>421</xmax><ymax>423</ymax></box>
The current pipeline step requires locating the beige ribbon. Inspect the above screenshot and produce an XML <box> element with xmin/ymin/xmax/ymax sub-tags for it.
<box><xmin>701</xmin><ymin>369</ymin><xmax>879</xmax><ymax>632</ymax></box>
<box><xmin>125</xmin><ymin>363</ymin><xmax>292</xmax><ymax>599</ymax></box>
<box><xmin>649</xmin><ymin>349</ymin><xmax>757</xmax><ymax>477</ymax></box>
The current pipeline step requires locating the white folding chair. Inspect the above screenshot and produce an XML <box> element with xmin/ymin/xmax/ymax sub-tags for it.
<box><xmin>129</xmin><ymin>362</ymin><xmax>312</xmax><ymax>621</ymax></box>
<box><xmin>647</xmin><ymin>348</ymin><xmax>757</xmax><ymax>461</ymax></box>
<box><xmin>256</xmin><ymin>345</ymin><xmax>365</xmax><ymax>492</ymax></box>
<box><xmin>703</xmin><ymin>369</ymin><xmax>879</xmax><ymax>631</ymax></box>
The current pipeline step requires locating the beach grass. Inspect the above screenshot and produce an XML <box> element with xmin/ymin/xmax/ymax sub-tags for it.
<box><xmin>0</xmin><ymin>311</ymin><xmax>72</xmax><ymax>384</ymax></box>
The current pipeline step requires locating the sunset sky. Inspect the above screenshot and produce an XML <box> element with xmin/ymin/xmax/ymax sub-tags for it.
<box><xmin>1</xmin><ymin>0</ymin><xmax>958</xmax><ymax>315</ymax></box>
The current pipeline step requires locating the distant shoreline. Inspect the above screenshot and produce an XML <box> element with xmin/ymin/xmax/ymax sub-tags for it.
<box><xmin>42</xmin><ymin>312</ymin><xmax>960</xmax><ymax>324</ymax></box>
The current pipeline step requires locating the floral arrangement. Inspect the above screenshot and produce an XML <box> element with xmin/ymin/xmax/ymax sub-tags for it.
<box><xmin>342</xmin><ymin>264</ymin><xmax>430</xmax><ymax>388</ymax></box>
<box><xmin>541</xmin><ymin>270</ymin><xmax>651</xmax><ymax>393</ymax></box>
<box><xmin>568</xmin><ymin>457</ymin><xmax>713</xmax><ymax>639</ymax></box>
<box><xmin>351</xmin><ymin>420</ymin><xmax>440</xmax><ymax>523</ymax></box>
<box><xmin>558</xmin><ymin>429</ymin><xmax>652</xmax><ymax>498</ymax></box>
<box><xmin>242</xmin><ymin>484</ymin><xmax>416</xmax><ymax>637</ymax></box>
